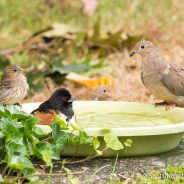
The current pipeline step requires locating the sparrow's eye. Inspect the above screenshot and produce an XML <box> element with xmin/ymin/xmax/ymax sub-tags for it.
<box><xmin>103</xmin><ymin>89</ymin><xmax>106</xmax><ymax>93</ymax></box>
<box><xmin>140</xmin><ymin>45</ymin><xmax>145</xmax><ymax>49</ymax></box>
<box><xmin>13</xmin><ymin>69</ymin><xmax>17</xmax><ymax>72</ymax></box>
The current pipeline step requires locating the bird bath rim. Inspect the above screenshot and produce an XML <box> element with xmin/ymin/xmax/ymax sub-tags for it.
<box><xmin>22</xmin><ymin>101</ymin><xmax>184</xmax><ymax>136</ymax></box>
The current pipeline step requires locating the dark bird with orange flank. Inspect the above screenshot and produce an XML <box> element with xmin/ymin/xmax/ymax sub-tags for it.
<box><xmin>31</xmin><ymin>88</ymin><xmax>75</xmax><ymax>126</ymax></box>
<box><xmin>0</xmin><ymin>64</ymin><xmax>29</xmax><ymax>105</ymax></box>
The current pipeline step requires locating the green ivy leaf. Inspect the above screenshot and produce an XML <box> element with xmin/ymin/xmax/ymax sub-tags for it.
<box><xmin>68</xmin><ymin>133</ymin><xmax>80</xmax><ymax>144</ymax></box>
<box><xmin>0</xmin><ymin>118</ymin><xmax>23</xmax><ymax>142</ymax></box>
<box><xmin>93</xmin><ymin>137</ymin><xmax>100</xmax><ymax>150</ymax></box>
<box><xmin>37</xmin><ymin>142</ymin><xmax>52</xmax><ymax>167</ymax></box>
<box><xmin>0</xmin><ymin>131</ymin><xmax>4</xmax><ymax>138</ymax></box>
<box><xmin>79</xmin><ymin>131</ymin><xmax>93</xmax><ymax>145</ymax></box>
<box><xmin>52</xmin><ymin>122</ymin><xmax>69</xmax><ymax>150</ymax></box>
<box><xmin>104</xmin><ymin>133</ymin><xmax>124</xmax><ymax>150</ymax></box>
<box><xmin>27</xmin><ymin>180</ymin><xmax>45</xmax><ymax>184</ymax></box>
<box><xmin>7</xmin><ymin>154</ymin><xmax>35</xmax><ymax>172</ymax></box>
<box><xmin>96</xmin><ymin>150</ymin><xmax>102</xmax><ymax>155</ymax></box>
<box><xmin>0</xmin><ymin>174</ymin><xmax>4</xmax><ymax>183</ymax></box>
<box><xmin>62</xmin><ymin>166</ymin><xmax>80</xmax><ymax>184</ymax></box>
<box><xmin>124</xmin><ymin>139</ymin><xmax>132</xmax><ymax>147</ymax></box>
<box><xmin>6</xmin><ymin>140</ymin><xmax>27</xmax><ymax>156</ymax></box>
<box><xmin>54</xmin><ymin>114</ymin><xmax>68</xmax><ymax>130</ymax></box>
<box><xmin>33</xmin><ymin>126</ymin><xmax>50</xmax><ymax>139</ymax></box>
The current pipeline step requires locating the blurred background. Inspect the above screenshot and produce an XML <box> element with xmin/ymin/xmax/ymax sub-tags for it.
<box><xmin>0</xmin><ymin>0</ymin><xmax>184</xmax><ymax>103</ymax></box>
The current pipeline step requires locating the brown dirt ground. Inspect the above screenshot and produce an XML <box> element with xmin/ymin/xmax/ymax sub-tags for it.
<box><xmin>23</xmin><ymin>41</ymin><xmax>184</xmax><ymax>105</ymax></box>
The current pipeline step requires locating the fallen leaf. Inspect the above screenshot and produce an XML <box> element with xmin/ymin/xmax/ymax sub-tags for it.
<box><xmin>66</xmin><ymin>72</ymin><xmax>114</xmax><ymax>88</ymax></box>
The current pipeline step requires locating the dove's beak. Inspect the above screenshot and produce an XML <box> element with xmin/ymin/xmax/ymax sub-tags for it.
<box><xmin>129</xmin><ymin>51</ymin><xmax>136</xmax><ymax>57</ymax></box>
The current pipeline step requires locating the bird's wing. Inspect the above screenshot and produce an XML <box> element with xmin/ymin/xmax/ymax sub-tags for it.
<box><xmin>0</xmin><ymin>79</ymin><xmax>14</xmax><ymax>102</ymax></box>
<box><xmin>160</xmin><ymin>64</ymin><xmax>184</xmax><ymax>96</ymax></box>
<box><xmin>0</xmin><ymin>79</ymin><xmax>13</xmax><ymax>89</ymax></box>
<box><xmin>31</xmin><ymin>100</ymin><xmax>53</xmax><ymax>114</ymax></box>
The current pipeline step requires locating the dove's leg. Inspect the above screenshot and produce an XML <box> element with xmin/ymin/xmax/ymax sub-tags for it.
<box><xmin>155</xmin><ymin>101</ymin><xmax>176</xmax><ymax>110</ymax></box>
<box><xmin>165</xmin><ymin>103</ymin><xmax>176</xmax><ymax>110</ymax></box>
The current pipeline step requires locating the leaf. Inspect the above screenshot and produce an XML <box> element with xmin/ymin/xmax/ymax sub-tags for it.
<box><xmin>0</xmin><ymin>131</ymin><xmax>4</xmax><ymax>138</ymax></box>
<box><xmin>0</xmin><ymin>174</ymin><xmax>4</xmax><ymax>183</ymax></box>
<box><xmin>79</xmin><ymin>131</ymin><xmax>93</xmax><ymax>145</ymax></box>
<box><xmin>23</xmin><ymin>137</ymin><xmax>35</xmax><ymax>156</ymax></box>
<box><xmin>46</xmin><ymin>71</ymin><xmax>65</xmax><ymax>84</ymax></box>
<box><xmin>124</xmin><ymin>139</ymin><xmax>133</xmax><ymax>147</ymax></box>
<box><xmin>43</xmin><ymin>23</ymin><xmax>78</xmax><ymax>38</ymax></box>
<box><xmin>0</xmin><ymin>118</ymin><xmax>23</xmax><ymax>142</ymax></box>
<box><xmin>68</xmin><ymin>176</ymin><xmax>80</xmax><ymax>184</ymax></box>
<box><xmin>33</xmin><ymin>126</ymin><xmax>50</xmax><ymax>139</ymax></box>
<box><xmin>27</xmin><ymin>69</ymin><xmax>51</xmax><ymax>91</ymax></box>
<box><xmin>28</xmin><ymin>180</ymin><xmax>45</xmax><ymax>184</ymax></box>
<box><xmin>7</xmin><ymin>154</ymin><xmax>35</xmax><ymax>173</ymax></box>
<box><xmin>66</xmin><ymin>72</ymin><xmax>114</xmax><ymax>88</ymax></box>
<box><xmin>51</xmin><ymin>122</ymin><xmax>69</xmax><ymax>150</ymax></box>
<box><xmin>91</xmin><ymin>17</ymin><xmax>101</xmax><ymax>43</ymax></box>
<box><xmin>70</xmin><ymin>123</ymin><xmax>79</xmax><ymax>130</ymax></box>
<box><xmin>6</xmin><ymin>140</ymin><xmax>27</xmax><ymax>156</ymax></box>
<box><xmin>62</xmin><ymin>166</ymin><xmax>80</xmax><ymax>184</ymax></box>
<box><xmin>68</xmin><ymin>133</ymin><xmax>80</xmax><ymax>144</ymax></box>
<box><xmin>54</xmin><ymin>114</ymin><xmax>68</xmax><ymax>130</ymax></box>
<box><xmin>93</xmin><ymin>137</ymin><xmax>100</xmax><ymax>150</ymax></box>
<box><xmin>104</xmin><ymin>133</ymin><xmax>124</xmax><ymax>151</ymax></box>
<box><xmin>49</xmin><ymin>143</ymin><xmax>60</xmax><ymax>160</ymax></box>
<box><xmin>96</xmin><ymin>150</ymin><xmax>102</xmax><ymax>155</ymax></box>
<box><xmin>52</xmin><ymin>57</ymin><xmax>89</xmax><ymax>74</ymax></box>
<box><xmin>122</xmin><ymin>34</ymin><xmax>143</xmax><ymax>49</ymax></box>
<box><xmin>37</xmin><ymin>142</ymin><xmax>52</xmax><ymax>166</ymax></box>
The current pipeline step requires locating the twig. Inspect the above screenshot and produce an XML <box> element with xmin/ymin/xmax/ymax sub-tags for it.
<box><xmin>66</xmin><ymin>147</ymin><xmax>108</xmax><ymax>165</ymax></box>
<box><xmin>0</xmin><ymin>49</ymin><xmax>16</xmax><ymax>55</ymax></box>
<box><xmin>67</xmin><ymin>154</ymin><xmax>98</xmax><ymax>165</ymax></box>
<box><xmin>23</xmin><ymin>26</ymin><xmax>52</xmax><ymax>45</ymax></box>
<box><xmin>0</xmin><ymin>42</ymin><xmax>55</xmax><ymax>56</ymax></box>
<box><xmin>4</xmin><ymin>175</ymin><xmax>26</xmax><ymax>181</ymax></box>
<box><xmin>6</xmin><ymin>168</ymin><xmax>12</xmax><ymax>178</ymax></box>
<box><xmin>117</xmin><ymin>173</ymin><xmax>127</xmax><ymax>180</ymax></box>
<box><xmin>36</xmin><ymin>169</ymin><xmax>86</xmax><ymax>177</ymax></box>
<box><xmin>86</xmin><ymin>165</ymin><xmax>110</xmax><ymax>184</ymax></box>
<box><xmin>2</xmin><ymin>166</ymin><xmax>8</xmax><ymax>176</ymax></box>
<box><xmin>0</xmin><ymin>160</ymin><xmax>6</xmax><ymax>165</ymax></box>
<box><xmin>67</xmin><ymin>143</ymin><xmax>80</xmax><ymax>162</ymax></box>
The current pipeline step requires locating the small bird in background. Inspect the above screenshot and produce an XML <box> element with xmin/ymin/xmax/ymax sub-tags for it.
<box><xmin>31</xmin><ymin>88</ymin><xmax>75</xmax><ymax>126</ymax></box>
<box><xmin>92</xmin><ymin>85</ymin><xmax>113</xmax><ymax>101</ymax></box>
<box><xmin>129</xmin><ymin>40</ymin><xmax>184</xmax><ymax>109</ymax></box>
<box><xmin>0</xmin><ymin>64</ymin><xmax>29</xmax><ymax>105</ymax></box>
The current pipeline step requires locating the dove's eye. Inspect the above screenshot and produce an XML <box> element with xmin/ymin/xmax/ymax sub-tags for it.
<box><xmin>103</xmin><ymin>89</ymin><xmax>106</xmax><ymax>93</ymax></box>
<box><xmin>141</xmin><ymin>45</ymin><xmax>145</xmax><ymax>49</ymax></box>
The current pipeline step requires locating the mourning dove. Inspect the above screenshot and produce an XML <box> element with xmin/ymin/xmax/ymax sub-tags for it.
<box><xmin>129</xmin><ymin>40</ymin><xmax>184</xmax><ymax>108</ymax></box>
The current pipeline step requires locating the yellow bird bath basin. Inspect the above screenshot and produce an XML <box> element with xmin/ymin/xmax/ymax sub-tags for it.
<box><xmin>22</xmin><ymin>101</ymin><xmax>184</xmax><ymax>157</ymax></box>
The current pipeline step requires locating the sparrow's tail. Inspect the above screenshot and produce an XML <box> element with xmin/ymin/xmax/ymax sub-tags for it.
<box><xmin>31</xmin><ymin>108</ymin><xmax>39</xmax><ymax>114</ymax></box>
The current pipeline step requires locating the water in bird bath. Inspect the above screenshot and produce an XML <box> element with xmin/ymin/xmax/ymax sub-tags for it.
<box><xmin>76</xmin><ymin>112</ymin><xmax>179</xmax><ymax>128</ymax></box>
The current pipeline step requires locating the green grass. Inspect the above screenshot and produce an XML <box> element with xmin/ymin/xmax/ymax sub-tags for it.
<box><xmin>0</xmin><ymin>0</ymin><xmax>183</xmax><ymax>49</ymax></box>
<box><xmin>0</xmin><ymin>0</ymin><xmax>184</xmax><ymax>92</ymax></box>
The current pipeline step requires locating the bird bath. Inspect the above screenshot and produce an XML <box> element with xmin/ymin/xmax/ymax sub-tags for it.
<box><xmin>22</xmin><ymin>101</ymin><xmax>184</xmax><ymax>157</ymax></box>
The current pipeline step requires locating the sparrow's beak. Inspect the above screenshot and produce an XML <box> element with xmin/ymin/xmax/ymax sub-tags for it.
<box><xmin>129</xmin><ymin>51</ymin><xmax>136</xmax><ymax>57</ymax></box>
<box><xmin>67</xmin><ymin>96</ymin><xmax>76</xmax><ymax>103</ymax></box>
